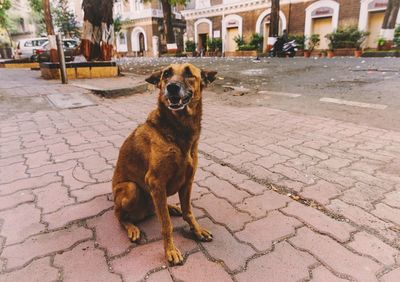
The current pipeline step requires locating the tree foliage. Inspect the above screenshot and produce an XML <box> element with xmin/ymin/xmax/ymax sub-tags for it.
<box><xmin>28</xmin><ymin>0</ymin><xmax>45</xmax><ymax>34</ymax></box>
<box><xmin>0</xmin><ymin>0</ymin><xmax>12</xmax><ymax>28</ymax></box>
<box><xmin>53</xmin><ymin>0</ymin><xmax>80</xmax><ymax>38</ymax></box>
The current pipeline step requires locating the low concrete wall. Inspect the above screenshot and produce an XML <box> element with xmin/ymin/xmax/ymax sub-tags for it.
<box><xmin>224</xmin><ymin>51</ymin><xmax>258</xmax><ymax>57</ymax></box>
<box><xmin>0</xmin><ymin>59</ymin><xmax>39</xmax><ymax>69</ymax></box>
<box><xmin>40</xmin><ymin>62</ymin><xmax>119</xmax><ymax>80</ymax></box>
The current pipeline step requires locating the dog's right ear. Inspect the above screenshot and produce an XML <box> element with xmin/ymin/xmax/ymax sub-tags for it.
<box><xmin>145</xmin><ymin>71</ymin><xmax>162</xmax><ymax>88</ymax></box>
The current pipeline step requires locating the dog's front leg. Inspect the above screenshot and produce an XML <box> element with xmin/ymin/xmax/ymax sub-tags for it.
<box><xmin>179</xmin><ymin>183</ymin><xmax>213</xmax><ymax>242</ymax></box>
<box><xmin>147</xmin><ymin>176</ymin><xmax>183</xmax><ymax>265</ymax></box>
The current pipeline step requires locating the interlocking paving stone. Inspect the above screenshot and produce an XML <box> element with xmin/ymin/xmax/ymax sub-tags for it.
<box><xmin>1</xmin><ymin>69</ymin><xmax>400</xmax><ymax>280</ymax></box>
<box><xmin>290</xmin><ymin>227</ymin><xmax>381</xmax><ymax>282</ymax></box>
<box><xmin>282</xmin><ymin>201</ymin><xmax>356</xmax><ymax>243</ymax></box>
<box><xmin>347</xmin><ymin>232</ymin><xmax>399</xmax><ymax>266</ymax></box>
<box><xmin>193</xmin><ymin>193</ymin><xmax>251</xmax><ymax>232</ymax></box>
<box><xmin>310</xmin><ymin>266</ymin><xmax>349</xmax><ymax>282</ymax></box>
<box><xmin>198</xmin><ymin>218</ymin><xmax>255</xmax><ymax>272</ymax></box>
<box><xmin>235</xmin><ymin>242</ymin><xmax>316</xmax><ymax>282</ymax></box>
<box><xmin>0</xmin><ymin>257</ymin><xmax>59</xmax><ymax>282</ymax></box>
<box><xmin>1</xmin><ymin>225</ymin><xmax>92</xmax><ymax>269</ymax></box>
<box><xmin>54</xmin><ymin>241</ymin><xmax>120</xmax><ymax>282</ymax></box>
<box><xmin>111</xmin><ymin>233</ymin><xmax>197</xmax><ymax>282</ymax></box>
<box><xmin>171</xmin><ymin>252</ymin><xmax>233</xmax><ymax>282</ymax></box>
<box><xmin>235</xmin><ymin>211</ymin><xmax>302</xmax><ymax>251</ymax></box>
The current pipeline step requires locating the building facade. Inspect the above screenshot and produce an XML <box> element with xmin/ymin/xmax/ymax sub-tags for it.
<box><xmin>8</xmin><ymin>0</ymin><xmax>40</xmax><ymax>43</ymax></box>
<box><xmin>182</xmin><ymin>0</ymin><xmax>400</xmax><ymax>53</ymax></box>
<box><xmin>114</xmin><ymin>0</ymin><xmax>186</xmax><ymax>56</ymax></box>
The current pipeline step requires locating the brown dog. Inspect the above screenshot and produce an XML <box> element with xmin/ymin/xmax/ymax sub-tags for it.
<box><xmin>112</xmin><ymin>63</ymin><xmax>217</xmax><ymax>265</ymax></box>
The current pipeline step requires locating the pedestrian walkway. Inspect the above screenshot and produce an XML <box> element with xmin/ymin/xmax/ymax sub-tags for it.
<box><xmin>0</xmin><ymin>69</ymin><xmax>399</xmax><ymax>281</ymax></box>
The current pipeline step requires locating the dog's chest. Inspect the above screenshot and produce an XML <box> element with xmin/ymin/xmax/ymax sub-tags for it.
<box><xmin>166</xmin><ymin>150</ymin><xmax>195</xmax><ymax>196</ymax></box>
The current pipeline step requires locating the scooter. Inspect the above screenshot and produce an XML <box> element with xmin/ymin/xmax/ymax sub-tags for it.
<box><xmin>269</xmin><ymin>38</ymin><xmax>298</xmax><ymax>57</ymax></box>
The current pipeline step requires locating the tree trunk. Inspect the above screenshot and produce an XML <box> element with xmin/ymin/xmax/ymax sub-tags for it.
<box><xmin>381</xmin><ymin>0</ymin><xmax>400</xmax><ymax>40</ymax></box>
<box><xmin>268</xmin><ymin>0</ymin><xmax>280</xmax><ymax>49</ymax></box>
<box><xmin>42</xmin><ymin>0</ymin><xmax>57</xmax><ymax>62</ymax></box>
<box><xmin>81</xmin><ymin>0</ymin><xmax>114</xmax><ymax>61</ymax></box>
<box><xmin>100</xmin><ymin>0</ymin><xmax>114</xmax><ymax>61</ymax></box>
<box><xmin>161</xmin><ymin>0</ymin><xmax>175</xmax><ymax>44</ymax></box>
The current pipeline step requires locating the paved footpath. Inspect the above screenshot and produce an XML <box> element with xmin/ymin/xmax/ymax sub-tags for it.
<box><xmin>1</xmin><ymin>69</ymin><xmax>400</xmax><ymax>281</ymax></box>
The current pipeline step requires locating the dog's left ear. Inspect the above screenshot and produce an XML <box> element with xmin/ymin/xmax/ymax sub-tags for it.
<box><xmin>145</xmin><ymin>71</ymin><xmax>162</xmax><ymax>88</ymax></box>
<box><xmin>201</xmin><ymin>70</ymin><xmax>217</xmax><ymax>86</ymax></box>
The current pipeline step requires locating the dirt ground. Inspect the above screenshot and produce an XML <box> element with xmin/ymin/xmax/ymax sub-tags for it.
<box><xmin>119</xmin><ymin>57</ymin><xmax>400</xmax><ymax>131</ymax></box>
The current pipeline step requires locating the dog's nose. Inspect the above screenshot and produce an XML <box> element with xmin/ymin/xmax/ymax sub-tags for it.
<box><xmin>166</xmin><ymin>83</ymin><xmax>181</xmax><ymax>95</ymax></box>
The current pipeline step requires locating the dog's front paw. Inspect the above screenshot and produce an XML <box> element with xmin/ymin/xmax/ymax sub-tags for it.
<box><xmin>166</xmin><ymin>246</ymin><xmax>184</xmax><ymax>265</ymax></box>
<box><xmin>193</xmin><ymin>227</ymin><xmax>213</xmax><ymax>242</ymax></box>
<box><xmin>126</xmin><ymin>224</ymin><xmax>141</xmax><ymax>242</ymax></box>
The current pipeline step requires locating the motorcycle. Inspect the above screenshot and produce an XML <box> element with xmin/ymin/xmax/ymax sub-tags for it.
<box><xmin>269</xmin><ymin>37</ymin><xmax>298</xmax><ymax>57</ymax></box>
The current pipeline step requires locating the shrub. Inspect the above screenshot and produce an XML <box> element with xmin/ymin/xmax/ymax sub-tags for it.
<box><xmin>207</xmin><ymin>38</ymin><xmax>222</xmax><ymax>52</ymax></box>
<box><xmin>249</xmin><ymin>33</ymin><xmax>264</xmax><ymax>51</ymax></box>
<box><xmin>306</xmin><ymin>34</ymin><xmax>320</xmax><ymax>52</ymax></box>
<box><xmin>185</xmin><ymin>40</ymin><xmax>196</xmax><ymax>52</ymax></box>
<box><xmin>234</xmin><ymin>33</ymin><xmax>263</xmax><ymax>51</ymax></box>
<box><xmin>234</xmin><ymin>35</ymin><xmax>245</xmax><ymax>50</ymax></box>
<box><xmin>326</xmin><ymin>26</ymin><xmax>369</xmax><ymax>50</ymax></box>
<box><xmin>288</xmin><ymin>34</ymin><xmax>305</xmax><ymax>50</ymax></box>
<box><xmin>394</xmin><ymin>25</ymin><xmax>400</xmax><ymax>48</ymax></box>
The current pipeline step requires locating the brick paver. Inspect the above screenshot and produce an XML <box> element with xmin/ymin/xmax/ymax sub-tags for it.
<box><xmin>1</xmin><ymin>68</ymin><xmax>400</xmax><ymax>281</ymax></box>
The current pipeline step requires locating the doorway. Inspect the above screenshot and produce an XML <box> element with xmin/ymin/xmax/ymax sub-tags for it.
<box><xmin>312</xmin><ymin>17</ymin><xmax>333</xmax><ymax>50</ymax></box>
<box><xmin>139</xmin><ymin>32</ymin><xmax>145</xmax><ymax>56</ymax></box>
<box><xmin>366</xmin><ymin>11</ymin><xmax>385</xmax><ymax>48</ymax></box>
<box><xmin>226</xmin><ymin>27</ymin><xmax>239</xmax><ymax>52</ymax></box>
<box><xmin>198</xmin><ymin>33</ymin><xmax>208</xmax><ymax>54</ymax></box>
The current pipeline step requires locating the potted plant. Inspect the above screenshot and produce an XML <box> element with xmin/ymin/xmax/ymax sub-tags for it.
<box><xmin>304</xmin><ymin>34</ymin><xmax>320</xmax><ymax>58</ymax></box>
<box><xmin>206</xmin><ymin>38</ymin><xmax>223</xmax><ymax>56</ymax></box>
<box><xmin>288</xmin><ymin>34</ymin><xmax>305</xmax><ymax>56</ymax></box>
<box><xmin>249</xmin><ymin>33</ymin><xmax>264</xmax><ymax>53</ymax></box>
<box><xmin>394</xmin><ymin>25</ymin><xmax>400</xmax><ymax>49</ymax></box>
<box><xmin>230</xmin><ymin>35</ymin><xmax>258</xmax><ymax>56</ymax></box>
<box><xmin>376</xmin><ymin>37</ymin><xmax>386</xmax><ymax>51</ymax></box>
<box><xmin>185</xmin><ymin>40</ymin><xmax>196</xmax><ymax>57</ymax></box>
<box><xmin>325</xmin><ymin>32</ymin><xmax>336</xmax><ymax>58</ymax></box>
<box><xmin>354</xmin><ymin>30</ymin><xmax>369</xmax><ymax>57</ymax></box>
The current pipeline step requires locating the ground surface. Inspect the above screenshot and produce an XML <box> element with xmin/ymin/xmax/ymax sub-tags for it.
<box><xmin>120</xmin><ymin>57</ymin><xmax>400</xmax><ymax>131</ymax></box>
<box><xmin>0</xmin><ymin>62</ymin><xmax>400</xmax><ymax>281</ymax></box>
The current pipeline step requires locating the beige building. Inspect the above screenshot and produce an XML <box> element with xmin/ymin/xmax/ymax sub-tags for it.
<box><xmin>8</xmin><ymin>0</ymin><xmax>40</xmax><ymax>43</ymax></box>
<box><xmin>114</xmin><ymin>0</ymin><xmax>186</xmax><ymax>56</ymax></box>
<box><xmin>182</xmin><ymin>0</ymin><xmax>400</xmax><ymax>53</ymax></box>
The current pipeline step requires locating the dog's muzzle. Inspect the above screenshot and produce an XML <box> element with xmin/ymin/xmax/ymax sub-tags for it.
<box><xmin>165</xmin><ymin>83</ymin><xmax>193</xmax><ymax>111</ymax></box>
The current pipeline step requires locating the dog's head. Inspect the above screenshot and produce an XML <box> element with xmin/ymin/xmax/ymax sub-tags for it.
<box><xmin>145</xmin><ymin>63</ymin><xmax>217</xmax><ymax>112</ymax></box>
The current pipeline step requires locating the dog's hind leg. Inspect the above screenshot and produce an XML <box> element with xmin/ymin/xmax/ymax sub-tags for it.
<box><xmin>168</xmin><ymin>204</ymin><xmax>182</xmax><ymax>216</ymax></box>
<box><xmin>113</xmin><ymin>182</ymin><xmax>151</xmax><ymax>242</ymax></box>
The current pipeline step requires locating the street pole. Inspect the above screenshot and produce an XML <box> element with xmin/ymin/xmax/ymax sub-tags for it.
<box><xmin>268</xmin><ymin>0</ymin><xmax>280</xmax><ymax>51</ymax></box>
<box><xmin>56</xmin><ymin>34</ymin><xmax>68</xmax><ymax>84</ymax></box>
<box><xmin>43</xmin><ymin>0</ymin><xmax>57</xmax><ymax>63</ymax></box>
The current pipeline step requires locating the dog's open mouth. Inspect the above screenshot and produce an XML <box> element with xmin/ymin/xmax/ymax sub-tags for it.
<box><xmin>167</xmin><ymin>96</ymin><xmax>191</xmax><ymax>111</ymax></box>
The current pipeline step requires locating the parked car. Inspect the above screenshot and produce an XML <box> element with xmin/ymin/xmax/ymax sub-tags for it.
<box><xmin>15</xmin><ymin>38</ymin><xmax>48</xmax><ymax>59</ymax></box>
<box><xmin>31</xmin><ymin>39</ymin><xmax>79</xmax><ymax>63</ymax></box>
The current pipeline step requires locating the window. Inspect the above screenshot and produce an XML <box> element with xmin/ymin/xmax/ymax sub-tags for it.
<box><xmin>134</xmin><ymin>0</ymin><xmax>143</xmax><ymax>11</ymax></box>
<box><xmin>119</xmin><ymin>33</ymin><xmax>126</xmax><ymax>44</ymax></box>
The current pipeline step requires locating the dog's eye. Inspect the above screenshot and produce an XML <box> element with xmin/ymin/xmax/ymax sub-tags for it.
<box><xmin>163</xmin><ymin>69</ymin><xmax>172</xmax><ymax>79</ymax></box>
<box><xmin>183</xmin><ymin>67</ymin><xmax>194</xmax><ymax>79</ymax></box>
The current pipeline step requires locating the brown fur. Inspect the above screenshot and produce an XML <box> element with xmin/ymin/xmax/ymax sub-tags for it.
<box><xmin>112</xmin><ymin>63</ymin><xmax>217</xmax><ymax>265</ymax></box>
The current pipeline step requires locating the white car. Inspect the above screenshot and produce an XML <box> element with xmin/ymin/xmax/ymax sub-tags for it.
<box><xmin>15</xmin><ymin>37</ymin><xmax>48</xmax><ymax>59</ymax></box>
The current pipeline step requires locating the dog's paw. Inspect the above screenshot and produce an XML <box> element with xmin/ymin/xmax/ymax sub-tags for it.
<box><xmin>168</xmin><ymin>204</ymin><xmax>182</xmax><ymax>216</ymax></box>
<box><xmin>166</xmin><ymin>246</ymin><xmax>184</xmax><ymax>265</ymax></box>
<box><xmin>193</xmin><ymin>227</ymin><xmax>213</xmax><ymax>242</ymax></box>
<box><xmin>126</xmin><ymin>225</ymin><xmax>141</xmax><ymax>242</ymax></box>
